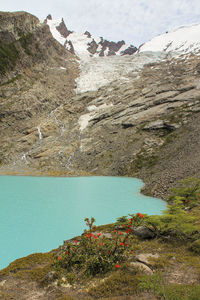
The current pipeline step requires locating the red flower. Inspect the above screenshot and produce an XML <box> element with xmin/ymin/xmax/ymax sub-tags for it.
<box><xmin>122</xmin><ymin>224</ymin><xmax>125</xmax><ymax>227</ymax></box>
<box><xmin>131</xmin><ymin>250</ymin><xmax>134</xmax><ymax>254</ymax></box>
<box><xmin>118</xmin><ymin>231</ymin><xmax>122</xmax><ymax>235</ymax></box>
<box><xmin>74</xmin><ymin>240</ymin><xmax>78</xmax><ymax>243</ymax></box>
<box><xmin>98</xmin><ymin>233</ymin><xmax>102</xmax><ymax>236</ymax></box>
<box><xmin>57</xmin><ymin>256</ymin><xmax>61</xmax><ymax>261</ymax></box>
<box><xmin>115</xmin><ymin>264</ymin><xmax>120</xmax><ymax>268</ymax></box>
<box><xmin>140</xmin><ymin>214</ymin><xmax>144</xmax><ymax>218</ymax></box>
<box><xmin>95</xmin><ymin>236</ymin><xmax>98</xmax><ymax>239</ymax></box>
<box><xmin>65</xmin><ymin>251</ymin><xmax>69</xmax><ymax>255</ymax></box>
<box><xmin>100</xmin><ymin>243</ymin><xmax>103</xmax><ymax>246</ymax></box>
<box><xmin>120</xmin><ymin>242</ymin><xmax>124</xmax><ymax>246</ymax></box>
<box><xmin>113</xmin><ymin>229</ymin><xmax>117</xmax><ymax>233</ymax></box>
<box><xmin>90</xmin><ymin>234</ymin><xmax>94</xmax><ymax>237</ymax></box>
<box><xmin>126</xmin><ymin>244</ymin><xmax>129</xmax><ymax>247</ymax></box>
<box><xmin>108</xmin><ymin>250</ymin><xmax>111</xmax><ymax>254</ymax></box>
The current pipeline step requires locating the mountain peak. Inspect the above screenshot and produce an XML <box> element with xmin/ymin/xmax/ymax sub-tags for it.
<box><xmin>139</xmin><ymin>23</ymin><xmax>200</xmax><ymax>56</ymax></box>
<box><xmin>46</xmin><ymin>16</ymin><xmax>137</xmax><ymax>60</ymax></box>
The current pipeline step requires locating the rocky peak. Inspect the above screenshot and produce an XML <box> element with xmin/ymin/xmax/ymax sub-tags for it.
<box><xmin>121</xmin><ymin>45</ymin><xmax>138</xmax><ymax>55</ymax></box>
<box><xmin>84</xmin><ymin>31</ymin><xmax>91</xmax><ymax>38</ymax></box>
<box><xmin>46</xmin><ymin>14</ymin><xmax>52</xmax><ymax>20</ymax></box>
<box><xmin>0</xmin><ymin>11</ymin><xmax>40</xmax><ymax>42</ymax></box>
<box><xmin>46</xmin><ymin>15</ymin><xmax>138</xmax><ymax>60</ymax></box>
<box><xmin>55</xmin><ymin>17</ymin><xmax>72</xmax><ymax>38</ymax></box>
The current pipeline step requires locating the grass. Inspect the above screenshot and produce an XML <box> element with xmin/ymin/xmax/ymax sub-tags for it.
<box><xmin>0</xmin><ymin>252</ymin><xmax>54</xmax><ymax>284</ymax></box>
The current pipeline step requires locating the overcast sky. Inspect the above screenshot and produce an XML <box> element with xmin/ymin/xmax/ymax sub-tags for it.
<box><xmin>1</xmin><ymin>0</ymin><xmax>200</xmax><ymax>46</ymax></box>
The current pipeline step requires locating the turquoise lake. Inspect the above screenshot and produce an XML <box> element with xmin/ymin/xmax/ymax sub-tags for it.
<box><xmin>0</xmin><ymin>176</ymin><xmax>166</xmax><ymax>270</ymax></box>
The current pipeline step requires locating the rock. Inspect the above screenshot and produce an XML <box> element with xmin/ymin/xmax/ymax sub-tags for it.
<box><xmin>143</xmin><ymin>120</ymin><xmax>180</xmax><ymax>131</ymax></box>
<box><xmin>131</xmin><ymin>226</ymin><xmax>156</xmax><ymax>239</ymax></box>
<box><xmin>135</xmin><ymin>253</ymin><xmax>160</xmax><ymax>266</ymax></box>
<box><xmin>129</xmin><ymin>262</ymin><xmax>153</xmax><ymax>275</ymax></box>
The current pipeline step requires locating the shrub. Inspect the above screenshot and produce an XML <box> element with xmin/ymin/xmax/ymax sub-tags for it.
<box><xmin>54</xmin><ymin>216</ymin><xmax>137</xmax><ymax>276</ymax></box>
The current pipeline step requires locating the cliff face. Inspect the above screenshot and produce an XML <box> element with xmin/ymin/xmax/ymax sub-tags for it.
<box><xmin>0</xmin><ymin>11</ymin><xmax>78</xmax><ymax>83</ymax></box>
<box><xmin>0</xmin><ymin>11</ymin><xmax>39</xmax><ymax>42</ymax></box>
<box><xmin>0</xmin><ymin>11</ymin><xmax>79</xmax><ymax>170</ymax></box>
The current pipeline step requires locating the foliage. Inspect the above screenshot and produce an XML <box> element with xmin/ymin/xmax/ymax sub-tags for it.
<box><xmin>19</xmin><ymin>33</ymin><xmax>33</xmax><ymax>55</ymax></box>
<box><xmin>54</xmin><ymin>216</ymin><xmax>140</xmax><ymax>276</ymax></box>
<box><xmin>0</xmin><ymin>41</ymin><xmax>19</xmax><ymax>75</ymax></box>
<box><xmin>168</xmin><ymin>178</ymin><xmax>200</xmax><ymax>208</ymax></box>
<box><xmin>145</xmin><ymin>178</ymin><xmax>200</xmax><ymax>241</ymax></box>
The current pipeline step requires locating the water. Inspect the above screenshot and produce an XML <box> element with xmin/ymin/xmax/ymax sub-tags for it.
<box><xmin>0</xmin><ymin>176</ymin><xmax>166</xmax><ymax>270</ymax></box>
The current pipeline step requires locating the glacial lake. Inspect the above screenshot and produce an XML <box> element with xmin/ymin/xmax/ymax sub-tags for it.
<box><xmin>0</xmin><ymin>176</ymin><xmax>166</xmax><ymax>270</ymax></box>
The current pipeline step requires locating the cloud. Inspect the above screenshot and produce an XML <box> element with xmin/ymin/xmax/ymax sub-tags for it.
<box><xmin>1</xmin><ymin>0</ymin><xmax>200</xmax><ymax>46</ymax></box>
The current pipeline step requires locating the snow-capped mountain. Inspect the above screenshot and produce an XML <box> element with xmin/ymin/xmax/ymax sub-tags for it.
<box><xmin>139</xmin><ymin>23</ymin><xmax>200</xmax><ymax>55</ymax></box>
<box><xmin>45</xmin><ymin>15</ymin><xmax>137</xmax><ymax>60</ymax></box>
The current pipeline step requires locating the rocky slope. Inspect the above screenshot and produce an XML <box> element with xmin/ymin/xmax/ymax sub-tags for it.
<box><xmin>0</xmin><ymin>11</ymin><xmax>79</xmax><ymax>172</ymax></box>
<box><xmin>45</xmin><ymin>14</ymin><xmax>137</xmax><ymax>60</ymax></box>
<box><xmin>0</xmin><ymin>12</ymin><xmax>200</xmax><ymax>200</ymax></box>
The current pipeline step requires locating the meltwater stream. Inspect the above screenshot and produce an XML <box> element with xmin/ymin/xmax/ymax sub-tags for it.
<box><xmin>0</xmin><ymin>176</ymin><xmax>166</xmax><ymax>270</ymax></box>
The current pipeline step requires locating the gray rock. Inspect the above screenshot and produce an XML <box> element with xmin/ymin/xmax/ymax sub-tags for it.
<box><xmin>143</xmin><ymin>120</ymin><xmax>180</xmax><ymax>131</ymax></box>
<box><xmin>136</xmin><ymin>253</ymin><xmax>160</xmax><ymax>266</ymax></box>
<box><xmin>131</xmin><ymin>226</ymin><xmax>155</xmax><ymax>239</ymax></box>
<box><xmin>129</xmin><ymin>262</ymin><xmax>153</xmax><ymax>275</ymax></box>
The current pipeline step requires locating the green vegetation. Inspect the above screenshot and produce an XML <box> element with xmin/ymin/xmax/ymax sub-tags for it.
<box><xmin>19</xmin><ymin>33</ymin><xmax>33</xmax><ymax>55</ymax></box>
<box><xmin>146</xmin><ymin>178</ymin><xmax>200</xmax><ymax>241</ymax></box>
<box><xmin>0</xmin><ymin>41</ymin><xmax>19</xmax><ymax>75</ymax></box>
<box><xmin>0</xmin><ymin>33</ymin><xmax>33</xmax><ymax>76</ymax></box>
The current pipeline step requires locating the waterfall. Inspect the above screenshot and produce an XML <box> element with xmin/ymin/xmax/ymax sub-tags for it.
<box><xmin>37</xmin><ymin>125</ymin><xmax>43</xmax><ymax>140</ymax></box>
<box><xmin>21</xmin><ymin>153</ymin><xmax>28</xmax><ymax>163</ymax></box>
<box><xmin>65</xmin><ymin>152</ymin><xmax>75</xmax><ymax>171</ymax></box>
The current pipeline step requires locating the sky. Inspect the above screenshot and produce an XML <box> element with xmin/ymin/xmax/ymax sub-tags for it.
<box><xmin>1</xmin><ymin>0</ymin><xmax>200</xmax><ymax>46</ymax></box>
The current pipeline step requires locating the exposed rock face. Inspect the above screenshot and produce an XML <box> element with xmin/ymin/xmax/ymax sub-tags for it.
<box><xmin>55</xmin><ymin>18</ymin><xmax>72</xmax><ymax>38</ymax></box>
<box><xmin>0</xmin><ymin>11</ymin><xmax>39</xmax><ymax>42</ymax></box>
<box><xmin>98</xmin><ymin>39</ymin><xmax>125</xmax><ymax>56</ymax></box>
<box><xmin>121</xmin><ymin>45</ymin><xmax>137</xmax><ymax>55</ymax></box>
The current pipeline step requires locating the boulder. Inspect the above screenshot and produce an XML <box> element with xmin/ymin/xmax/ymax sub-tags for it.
<box><xmin>131</xmin><ymin>226</ymin><xmax>155</xmax><ymax>239</ymax></box>
<box><xmin>135</xmin><ymin>253</ymin><xmax>160</xmax><ymax>266</ymax></box>
<box><xmin>129</xmin><ymin>262</ymin><xmax>153</xmax><ymax>275</ymax></box>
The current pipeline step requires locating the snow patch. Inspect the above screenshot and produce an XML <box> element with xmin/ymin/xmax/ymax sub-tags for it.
<box><xmin>79</xmin><ymin>103</ymin><xmax>113</xmax><ymax>131</ymax></box>
<box><xmin>47</xmin><ymin>19</ymin><xmax>66</xmax><ymax>45</ymax></box>
<box><xmin>139</xmin><ymin>23</ymin><xmax>200</xmax><ymax>55</ymax></box>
